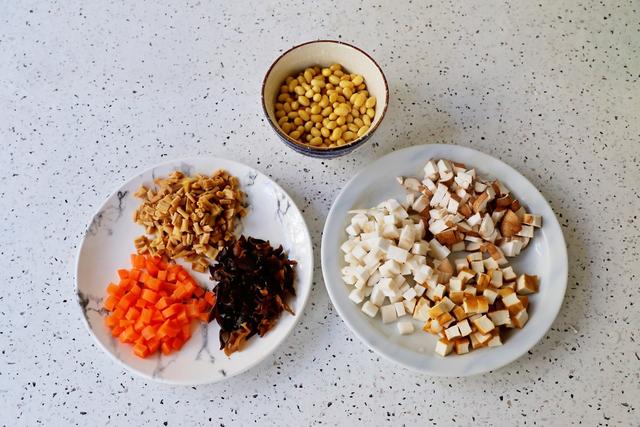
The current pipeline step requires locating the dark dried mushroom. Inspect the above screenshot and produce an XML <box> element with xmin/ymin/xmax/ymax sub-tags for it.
<box><xmin>209</xmin><ymin>236</ymin><xmax>296</xmax><ymax>356</ymax></box>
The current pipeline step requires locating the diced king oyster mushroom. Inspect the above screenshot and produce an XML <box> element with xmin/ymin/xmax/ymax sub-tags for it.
<box><xmin>338</xmin><ymin>159</ymin><xmax>541</xmax><ymax>356</ymax></box>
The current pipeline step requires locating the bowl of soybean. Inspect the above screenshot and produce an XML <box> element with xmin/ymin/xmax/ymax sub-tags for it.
<box><xmin>262</xmin><ymin>40</ymin><xmax>389</xmax><ymax>158</ymax></box>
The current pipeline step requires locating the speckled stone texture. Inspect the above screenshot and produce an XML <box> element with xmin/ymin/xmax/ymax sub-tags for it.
<box><xmin>1</xmin><ymin>0</ymin><xmax>638</xmax><ymax>425</ymax></box>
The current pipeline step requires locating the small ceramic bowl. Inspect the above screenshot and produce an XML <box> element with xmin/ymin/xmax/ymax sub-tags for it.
<box><xmin>262</xmin><ymin>40</ymin><xmax>389</xmax><ymax>158</ymax></box>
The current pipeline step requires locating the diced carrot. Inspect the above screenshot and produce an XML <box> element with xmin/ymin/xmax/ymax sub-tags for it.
<box><xmin>151</xmin><ymin>309</ymin><xmax>164</xmax><ymax>323</ymax></box>
<box><xmin>129</xmin><ymin>284</ymin><xmax>142</xmax><ymax>297</ymax></box>
<box><xmin>161</xmin><ymin>342</ymin><xmax>172</xmax><ymax>355</ymax></box>
<box><xmin>130</xmin><ymin>269</ymin><xmax>141</xmax><ymax>281</ymax></box>
<box><xmin>193</xmin><ymin>286</ymin><xmax>205</xmax><ymax>298</ymax></box>
<box><xmin>146</xmin><ymin>276</ymin><xmax>163</xmax><ymax>292</ymax></box>
<box><xmin>141</xmin><ymin>288</ymin><xmax>159</xmax><ymax>304</ymax></box>
<box><xmin>131</xmin><ymin>254</ymin><xmax>146</xmax><ymax>269</ymax></box>
<box><xmin>171</xmin><ymin>337</ymin><xmax>185</xmax><ymax>351</ymax></box>
<box><xmin>116</xmin><ymin>296</ymin><xmax>132</xmax><ymax>311</ymax></box>
<box><xmin>204</xmin><ymin>291</ymin><xmax>216</xmax><ymax>306</ymax></box>
<box><xmin>145</xmin><ymin>258</ymin><xmax>159</xmax><ymax>277</ymax></box>
<box><xmin>105</xmin><ymin>314</ymin><xmax>119</xmax><ymax>327</ymax></box>
<box><xmin>162</xmin><ymin>303</ymin><xmax>184</xmax><ymax>319</ymax></box>
<box><xmin>141</xmin><ymin>325</ymin><xmax>156</xmax><ymax>340</ymax></box>
<box><xmin>139</xmin><ymin>308</ymin><xmax>152</xmax><ymax>323</ymax></box>
<box><xmin>147</xmin><ymin>338</ymin><xmax>160</xmax><ymax>354</ymax></box>
<box><xmin>125</xmin><ymin>307</ymin><xmax>140</xmax><ymax>321</ymax></box>
<box><xmin>176</xmin><ymin>310</ymin><xmax>189</xmax><ymax>325</ymax></box>
<box><xmin>119</xmin><ymin>319</ymin><xmax>133</xmax><ymax>328</ymax></box>
<box><xmin>177</xmin><ymin>269</ymin><xmax>189</xmax><ymax>281</ymax></box>
<box><xmin>119</xmin><ymin>326</ymin><xmax>138</xmax><ymax>343</ymax></box>
<box><xmin>181</xmin><ymin>324</ymin><xmax>192</xmax><ymax>340</ymax></box>
<box><xmin>134</xmin><ymin>318</ymin><xmax>146</xmax><ymax>332</ymax></box>
<box><xmin>103</xmin><ymin>295</ymin><xmax>118</xmax><ymax>311</ymax></box>
<box><xmin>133</xmin><ymin>343</ymin><xmax>149</xmax><ymax>358</ymax></box>
<box><xmin>186</xmin><ymin>303</ymin><xmax>200</xmax><ymax>318</ymax></box>
<box><xmin>106</xmin><ymin>283</ymin><xmax>121</xmax><ymax>296</ymax></box>
<box><xmin>104</xmin><ymin>254</ymin><xmax>211</xmax><ymax>359</ymax></box>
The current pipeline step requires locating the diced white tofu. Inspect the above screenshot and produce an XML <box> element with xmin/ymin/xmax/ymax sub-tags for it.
<box><xmin>369</xmin><ymin>286</ymin><xmax>386</xmax><ymax>306</ymax></box>
<box><xmin>381</xmin><ymin>224</ymin><xmax>400</xmax><ymax>239</ymax></box>
<box><xmin>403</xmin><ymin>298</ymin><xmax>417</xmax><ymax>314</ymax></box>
<box><xmin>472</xmin><ymin>315</ymin><xmax>496</xmax><ymax>334</ymax></box>
<box><xmin>413</xmin><ymin>297</ymin><xmax>431</xmax><ymax>321</ymax></box>
<box><xmin>433</xmin><ymin>284</ymin><xmax>446</xmax><ymax>300</ymax></box>
<box><xmin>490</xmin><ymin>269</ymin><xmax>503</xmax><ymax>287</ymax></box>
<box><xmin>413</xmin><ymin>284</ymin><xmax>426</xmax><ymax>297</ymax></box>
<box><xmin>379</xmin><ymin>260</ymin><xmax>401</xmax><ymax>277</ymax></box>
<box><xmin>350</xmin><ymin>245</ymin><xmax>367</xmax><ymax>261</ymax></box>
<box><xmin>483</xmin><ymin>257</ymin><xmax>499</xmax><ymax>270</ymax></box>
<box><xmin>488</xmin><ymin>310</ymin><xmax>511</xmax><ymax>326</ymax></box>
<box><xmin>412</xmin><ymin>194</ymin><xmax>430</xmax><ymax>213</ymax></box>
<box><xmin>423</xmin><ymin>160</ymin><xmax>439</xmax><ymax>180</ymax></box>
<box><xmin>342</xmin><ymin>275</ymin><xmax>357</xmax><ymax>285</ymax></box>
<box><xmin>483</xmin><ymin>288</ymin><xmax>498</xmax><ymax>304</ymax></box>
<box><xmin>387</xmin><ymin>245</ymin><xmax>409</xmax><ymax>263</ymax></box>
<box><xmin>502</xmin><ymin>291</ymin><xmax>522</xmax><ymax>308</ymax></box>
<box><xmin>447</xmin><ymin>198</ymin><xmax>459</xmax><ymax>214</ymax></box>
<box><xmin>466</xmin><ymin>212</ymin><xmax>482</xmax><ymax>227</ymax></box>
<box><xmin>449</xmin><ymin>277</ymin><xmax>463</xmax><ymax>292</ymax></box>
<box><xmin>394</xmin><ymin>301</ymin><xmax>406</xmax><ymax>317</ymax></box>
<box><xmin>380</xmin><ymin>304</ymin><xmax>398</xmax><ymax>323</ymax></box>
<box><xmin>457</xmin><ymin>319</ymin><xmax>472</xmax><ymax>336</ymax></box>
<box><xmin>516</xmin><ymin>274</ymin><xmax>538</xmax><ymax>295</ymax></box>
<box><xmin>487</xmin><ymin>334</ymin><xmax>502</xmax><ymax>347</ymax></box>
<box><xmin>402</xmin><ymin>287</ymin><xmax>417</xmax><ymax>301</ymax></box>
<box><xmin>345</xmin><ymin>224</ymin><xmax>360</xmax><ymax>236</ymax></box>
<box><xmin>451</xmin><ymin>241</ymin><xmax>466</xmax><ymax>252</ymax></box>
<box><xmin>413</xmin><ymin>264</ymin><xmax>434</xmax><ymax>284</ymax></box>
<box><xmin>453</xmin><ymin>258</ymin><xmax>468</xmax><ymax>273</ymax></box>
<box><xmin>470</xmin><ymin>260</ymin><xmax>484</xmax><ymax>274</ymax></box>
<box><xmin>523</xmin><ymin>214</ymin><xmax>542</xmax><ymax>228</ymax></box>
<box><xmin>351</xmin><ymin>213</ymin><xmax>369</xmax><ymax>228</ymax></box>
<box><xmin>512</xmin><ymin>308</ymin><xmax>529</xmax><ymax>328</ymax></box>
<box><xmin>500</xmin><ymin>239</ymin><xmax>523</xmax><ymax>257</ymax></box>
<box><xmin>397</xmin><ymin>320</ymin><xmax>414</xmax><ymax>335</ymax></box>
<box><xmin>454</xmin><ymin>338</ymin><xmax>470</xmax><ymax>355</ymax></box>
<box><xmin>398</xmin><ymin>225</ymin><xmax>415</xmax><ymax>250</ymax></box>
<box><xmin>361</xmin><ymin>220</ymin><xmax>377</xmax><ymax>233</ymax></box>
<box><xmin>429</xmin><ymin>239</ymin><xmax>451</xmax><ymax>260</ymax></box>
<box><xmin>444</xmin><ymin>324</ymin><xmax>461</xmax><ymax>340</ymax></box>
<box><xmin>501</xmin><ymin>265</ymin><xmax>517</xmax><ymax>281</ymax></box>
<box><xmin>516</xmin><ymin>225</ymin><xmax>534</xmax><ymax>238</ymax></box>
<box><xmin>435</xmin><ymin>339</ymin><xmax>453</xmax><ymax>357</ymax></box>
<box><xmin>361</xmin><ymin>301</ymin><xmax>379</xmax><ymax>318</ymax></box>
<box><xmin>340</xmin><ymin>238</ymin><xmax>358</xmax><ymax>254</ymax></box>
<box><xmin>399</xmin><ymin>261</ymin><xmax>412</xmax><ymax>276</ymax></box>
<box><xmin>348</xmin><ymin>288</ymin><xmax>365</xmax><ymax>304</ymax></box>
<box><xmin>370</xmin><ymin>237</ymin><xmax>392</xmax><ymax>253</ymax></box>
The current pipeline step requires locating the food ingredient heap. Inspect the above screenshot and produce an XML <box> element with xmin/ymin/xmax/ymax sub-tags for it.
<box><xmin>133</xmin><ymin>170</ymin><xmax>245</xmax><ymax>272</ymax></box>
<box><xmin>209</xmin><ymin>236</ymin><xmax>297</xmax><ymax>355</ymax></box>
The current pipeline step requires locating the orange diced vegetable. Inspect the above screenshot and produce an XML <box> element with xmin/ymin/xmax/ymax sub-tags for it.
<box><xmin>141</xmin><ymin>289</ymin><xmax>159</xmax><ymax>304</ymax></box>
<box><xmin>103</xmin><ymin>295</ymin><xmax>118</xmax><ymax>311</ymax></box>
<box><xmin>102</xmin><ymin>254</ymin><xmax>211</xmax><ymax>359</ymax></box>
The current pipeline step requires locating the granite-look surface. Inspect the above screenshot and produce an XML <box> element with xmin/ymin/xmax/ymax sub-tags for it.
<box><xmin>1</xmin><ymin>0</ymin><xmax>638</xmax><ymax>425</ymax></box>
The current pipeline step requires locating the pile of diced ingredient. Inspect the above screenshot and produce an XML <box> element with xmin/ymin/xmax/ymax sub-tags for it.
<box><xmin>340</xmin><ymin>158</ymin><xmax>542</xmax><ymax>356</ymax></box>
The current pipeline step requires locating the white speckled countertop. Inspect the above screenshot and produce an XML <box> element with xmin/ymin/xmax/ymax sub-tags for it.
<box><xmin>1</xmin><ymin>0</ymin><xmax>638</xmax><ymax>425</ymax></box>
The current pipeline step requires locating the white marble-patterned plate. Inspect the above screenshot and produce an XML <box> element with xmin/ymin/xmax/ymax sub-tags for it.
<box><xmin>76</xmin><ymin>157</ymin><xmax>313</xmax><ymax>385</ymax></box>
<box><xmin>321</xmin><ymin>144</ymin><xmax>568</xmax><ymax>376</ymax></box>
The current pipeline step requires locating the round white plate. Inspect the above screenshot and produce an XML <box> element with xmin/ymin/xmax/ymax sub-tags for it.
<box><xmin>76</xmin><ymin>157</ymin><xmax>313</xmax><ymax>385</ymax></box>
<box><xmin>321</xmin><ymin>144</ymin><xmax>568</xmax><ymax>376</ymax></box>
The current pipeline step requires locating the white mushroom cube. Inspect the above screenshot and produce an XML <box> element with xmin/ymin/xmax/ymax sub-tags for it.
<box><xmin>397</xmin><ymin>320</ymin><xmax>415</xmax><ymax>335</ymax></box>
